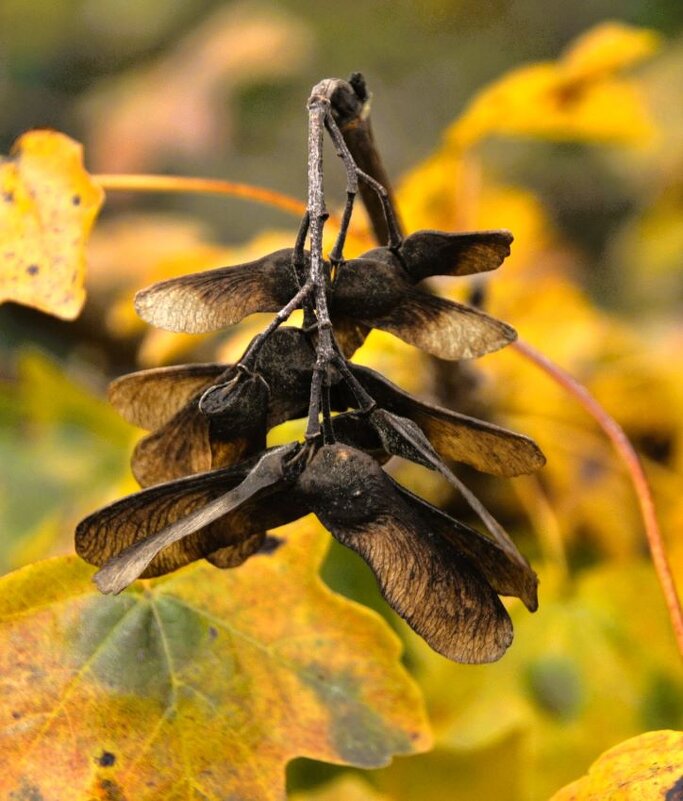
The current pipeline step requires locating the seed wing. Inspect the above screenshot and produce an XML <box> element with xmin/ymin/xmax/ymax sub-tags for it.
<box><xmin>109</xmin><ymin>363</ymin><xmax>227</xmax><ymax>430</ymax></box>
<box><xmin>358</xmin><ymin>288</ymin><xmax>516</xmax><ymax>360</ymax></box>
<box><xmin>400</xmin><ymin>229</ymin><xmax>513</xmax><ymax>282</ymax></box>
<box><xmin>135</xmin><ymin>249</ymin><xmax>300</xmax><ymax>333</ymax></box>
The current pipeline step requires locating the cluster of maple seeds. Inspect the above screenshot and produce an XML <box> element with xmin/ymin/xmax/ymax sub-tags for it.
<box><xmin>76</xmin><ymin>79</ymin><xmax>546</xmax><ymax>664</ymax></box>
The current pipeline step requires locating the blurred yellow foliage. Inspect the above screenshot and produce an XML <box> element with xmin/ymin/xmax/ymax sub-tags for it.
<box><xmin>448</xmin><ymin>21</ymin><xmax>660</xmax><ymax>149</ymax></box>
<box><xmin>1</xmin><ymin>16</ymin><xmax>682</xmax><ymax>801</ymax></box>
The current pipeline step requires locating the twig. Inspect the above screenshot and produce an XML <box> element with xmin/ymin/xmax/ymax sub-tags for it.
<box><xmin>328</xmin><ymin>73</ymin><xmax>405</xmax><ymax>243</ymax></box>
<box><xmin>305</xmin><ymin>84</ymin><xmax>337</xmax><ymax>440</ymax></box>
<box><xmin>513</xmin><ymin>338</ymin><xmax>683</xmax><ymax>658</ymax></box>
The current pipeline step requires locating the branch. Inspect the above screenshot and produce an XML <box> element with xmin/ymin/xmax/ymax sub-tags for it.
<box><xmin>328</xmin><ymin>74</ymin><xmax>405</xmax><ymax>244</ymax></box>
<box><xmin>513</xmin><ymin>338</ymin><xmax>683</xmax><ymax>658</ymax></box>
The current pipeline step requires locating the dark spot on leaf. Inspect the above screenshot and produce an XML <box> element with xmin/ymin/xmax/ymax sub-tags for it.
<box><xmin>208</xmin><ymin>626</ymin><xmax>218</xmax><ymax>639</ymax></box>
<box><xmin>8</xmin><ymin>779</ymin><xmax>44</xmax><ymax>801</ymax></box>
<box><xmin>579</xmin><ymin>456</ymin><xmax>604</xmax><ymax>482</ymax></box>
<box><xmin>72</xmin><ymin>194</ymin><xmax>81</xmax><ymax>206</ymax></box>
<box><xmin>666</xmin><ymin>775</ymin><xmax>683</xmax><ymax>801</ymax></box>
<box><xmin>99</xmin><ymin>779</ymin><xmax>127</xmax><ymax>801</ymax></box>
<box><xmin>26</xmin><ymin>264</ymin><xmax>40</xmax><ymax>276</ymax></box>
<box><xmin>641</xmin><ymin>672</ymin><xmax>683</xmax><ymax>729</ymax></box>
<box><xmin>303</xmin><ymin>665</ymin><xmax>412</xmax><ymax>767</ymax></box>
<box><xmin>96</xmin><ymin>750</ymin><xmax>116</xmax><ymax>767</ymax></box>
<box><xmin>3</xmin><ymin>191</ymin><xmax>13</xmax><ymax>203</ymax></box>
<box><xmin>259</xmin><ymin>535</ymin><xmax>284</xmax><ymax>555</ymax></box>
<box><xmin>11</xmin><ymin>710</ymin><xmax>21</xmax><ymax>719</ymax></box>
<box><xmin>71</xmin><ymin>595</ymin><xmax>205</xmax><ymax>700</ymax></box>
<box><xmin>525</xmin><ymin>656</ymin><xmax>584</xmax><ymax>721</ymax></box>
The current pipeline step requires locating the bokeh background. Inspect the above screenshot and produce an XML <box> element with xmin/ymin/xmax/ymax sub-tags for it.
<box><xmin>2</xmin><ymin>2</ymin><xmax>683</xmax><ymax>799</ymax></box>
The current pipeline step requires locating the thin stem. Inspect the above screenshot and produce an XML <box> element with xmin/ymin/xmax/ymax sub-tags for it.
<box><xmin>329</xmin><ymin>73</ymin><xmax>404</xmax><ymax>244</ymax></box>
<box><xmin>321</xmin><ymin>375</ymin><xmax>335</xmax><ymax>443</ymax></box>
<box><xmin>238</xmin><ymin>280</ymin><xmax>313</xmax><ymax>371</ymax></box>
<box><xmin>305</xmin><ymin>91</ymin><xmax>336</xmax><ymax>439</ymax></box>
<box><xmin>335</xmin><ymin>357</ymin><xmax>376</xmax><ymax>412</ymax></box>
<box><xmin>513</xmin><ymin>338</ymin><xmax>683</xmax><ymax>658</ymax></box>
<box><xmin>329</xmin><ymin>192</ymin><xmax>356</xmax><ymax>264</ymax></box>
<box><xmin>94</xmin><ymin>174</ymin><xmax>308</xmax><ymax>217</ymax></box>
<box><xmin>326</xmin><ymin>112</ymin><xmax>402</xmax><ymax>250</ymax></box>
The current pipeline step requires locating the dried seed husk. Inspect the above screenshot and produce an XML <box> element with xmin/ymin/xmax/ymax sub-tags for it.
<box><xmin>108</xmin><ymin>363</ymin><xmax>227</xmax><ymax>431</ymax></box>
<box><xmin>199</xmin><ymin>371</ymin><xmax>270</xmax><ymax>440</ymax></box>
<box><xmin>297</xmin><ymin>443</ymin><xmax>514</xmax><ymax>663</ymax></box>
<box><xmin>331</xmin><ymin>364</ymin><xmax>546</xmax><ymax>477</ymax></box>
<box><xmin>135</xmin><ymin>248</ymin><xmax>302</xmax><ymax>333</ymax></box>
<box><xmin>362</xmin><ymin>229</ymin><xmax>513</xmax><ymax>283</ymax></box>
<box><xmin>78</xmin><ymin>444</ymin><xmax>304</xmax><ymax>592</ymax></box>
<box><xmin>330</xmin><ymin>259</ymin><xmax>516</xmax><ymax>360</ymax></box>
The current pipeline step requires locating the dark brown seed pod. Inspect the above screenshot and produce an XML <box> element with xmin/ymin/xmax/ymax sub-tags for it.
<box><xmin>256</xmin><ymin>327</ymin><xmax>319</xmax><ymax>427</ymax></box>
<box><xmin>134</xmin><ymin>249</ymin><xmax>303</xmax><ymax>334</ymax></box>
<box><xmin>115</xmin><ymin>329</ymin><xmax>318</xmax><ymax>487</ymax></box>
<box><xmin>76</xmin><ymin>77</ymin><xmax>545</xmax><ymax>665</ymax></box>
<box><xmin>330</xmin><ymin>257</ymin><xmax>516</xmax><ymax>360</ymax></box>
<box><xmin>199</xmin><ymin>371</ymin><xmax>270</xmax><ymax>440</ymax></box>
<box><xmin>296</xmin><ymin>443</ymin><xmax>514</xmax><ymax>663</ymax></box>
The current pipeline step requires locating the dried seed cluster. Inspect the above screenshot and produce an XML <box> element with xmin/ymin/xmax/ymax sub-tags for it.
<box><xmin>76</xmin><ymin>77</ymin><xmax>545</xmax><ymax>663</ymax></box>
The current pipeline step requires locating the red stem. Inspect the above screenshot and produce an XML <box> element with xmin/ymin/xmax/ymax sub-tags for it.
<box><xmin>513</xmin><ymin>338</ymin><xmax>683</xmax><ymax>658</ymax></box>
<box><xmin>94</xmin><ymin>174</ymin><xmax>308</xmax><ymax>217</ymax></box>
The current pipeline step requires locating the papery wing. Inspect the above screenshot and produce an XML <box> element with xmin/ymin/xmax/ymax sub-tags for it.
<box><xmin>205</xmin><ymin>530</ymin><xmax>266</xmax><ymax>568</ymax></box>
<box><xmin>359</xmin><ymin>288</ymin><xmax>516</xmax><ymax>360</ymax></box>
<box><xmin>134</xmin><ymin>249</ymin><xmax>300</xmax><ymax>333</ymax></box>
<box><xmin>319</xmin><ymin>503</ymin><xmax>513</xmax><ymax>663</ymax></box>
<box><xmin>109</xmin><ymin>363</ymin><xmax>227</xmax><ymax>430</ymax></box>
<box><xmin>330</xmin><ymin>313</ymin><xmax>371</xmax><ymax>358</ymax></box>
<box><xmin>298</xmin><ymin>444</ymin><xmax>513</xmax><ymax>663</ymax></box>
<box><xmin>77</xmin><ymin>445</ymin><xmax>304</xmax><ymax>592</ymax></box>
<box><xmin>348</xmin><ymin>365</ymin><xmax>545</xmax><ymax>477</ymax></box>
<box><xmin>131</xmin><ymin>399</ymin><xmax>212</xmax><ymax>487</ymax></box>
<box><xmin>77</xmin><ymin>460</ymin><xmax>254</xmax><ymax>573</ymax></box>
<box><xmin>392</xmin><ymin>480</ymin><xmax>538</xmax><ymax>611</ymax></box>
<box><xmin>400</xmin><ymin>229</ymin><xmax>513</xmax><ymax>282</ymax></box>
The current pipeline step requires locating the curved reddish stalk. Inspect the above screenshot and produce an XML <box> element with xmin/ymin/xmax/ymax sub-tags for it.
<box><xmin>513</xmin><ymin>338</ymin><xmax>683</xmax><ymax>658</ymax></box>
<box><xmin>94</xmin><ymin>174</ymin><xmax>308</xmax><ymax>218</ymax></box>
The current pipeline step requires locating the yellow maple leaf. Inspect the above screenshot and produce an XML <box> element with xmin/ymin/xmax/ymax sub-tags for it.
<box><xmin>0</xmin><ymin>517</ymin><xmax>431</xmax><ymax>800</ymax></box>
<box><xmin>0</xmin><ymin>130</ymin><xmax>103</xmax><ymax>319</ymax></box>
<box><xmin>549</xmin><ymin>730</ymin><xmax>683</xmax><ymax>800</ymax></box>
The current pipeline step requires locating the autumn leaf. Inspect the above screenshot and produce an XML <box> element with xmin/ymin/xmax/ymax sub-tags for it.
<box><xmin>0</xmin><ymin>517</ymin><xmax>431</xmax><ymax>801</ymax></box>
<box><xmin>0</xmin><ymin>130</ymin><xmax>103</xmax><ymax>320</ymax></box>
<box><xmin>549</xmin><ymin>730</ymin><xmax>683</xmax><ymax>801</ymax></box>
